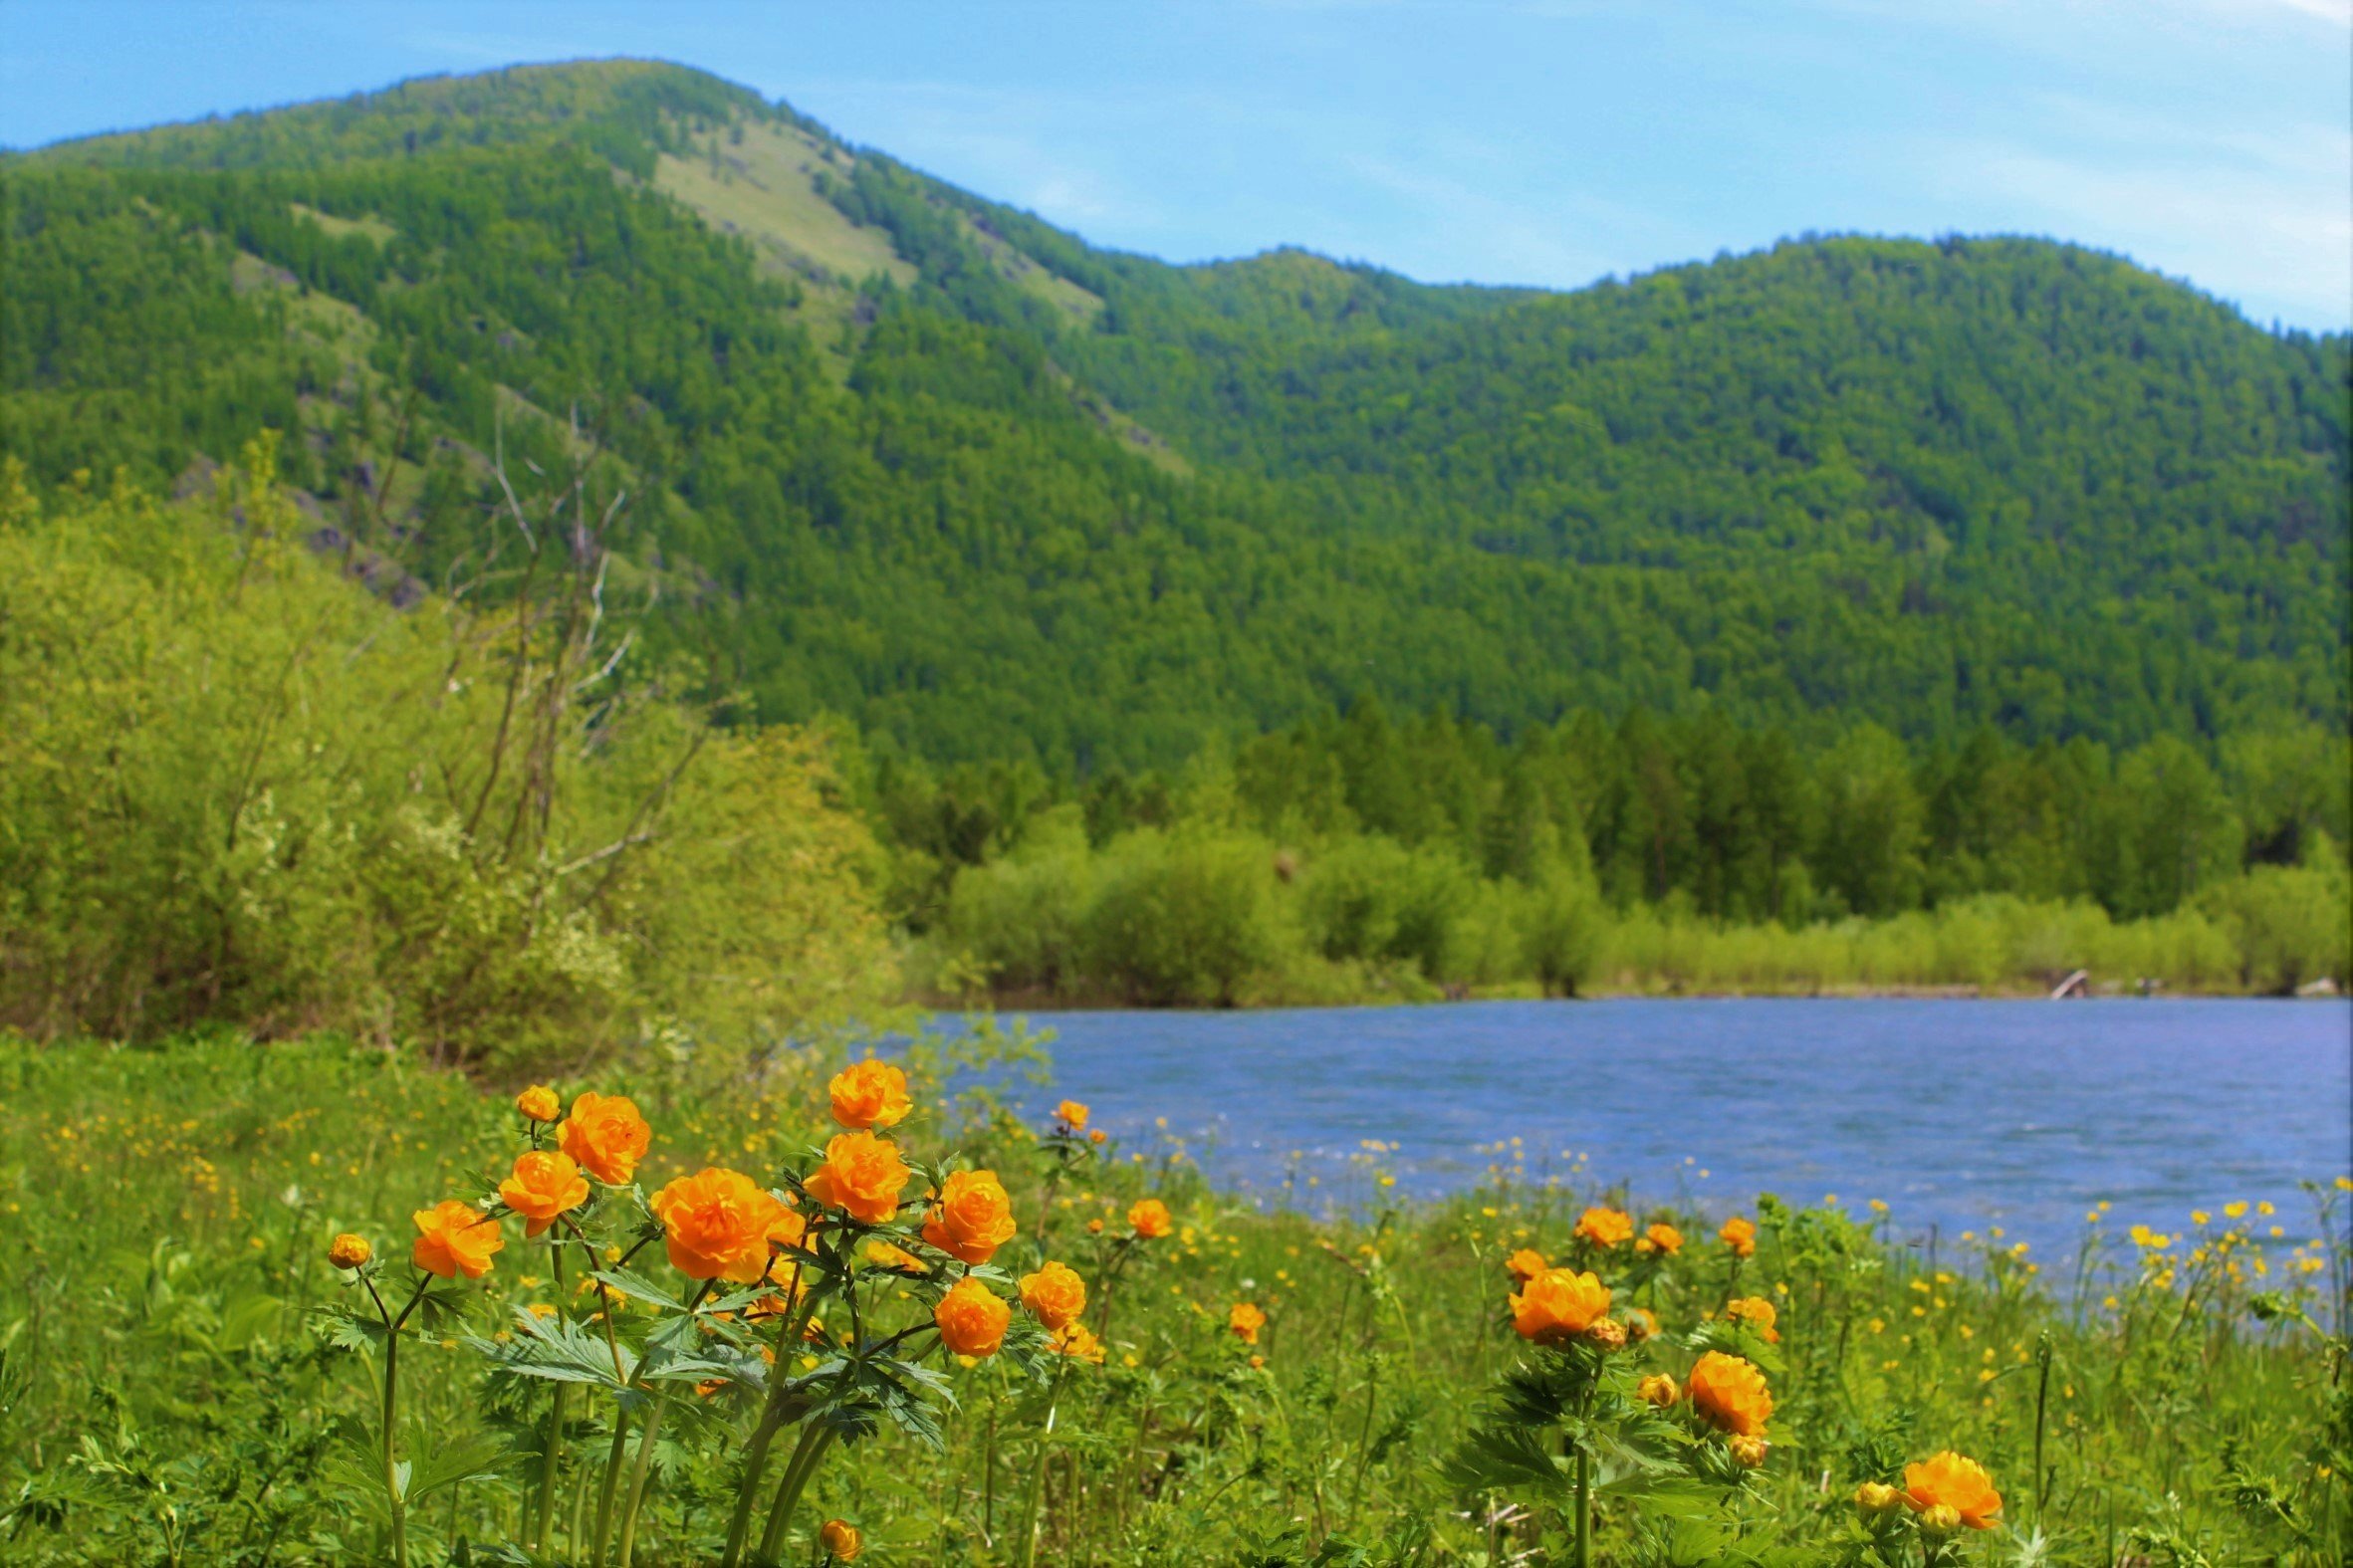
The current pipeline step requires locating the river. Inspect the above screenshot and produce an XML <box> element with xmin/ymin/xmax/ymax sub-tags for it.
<box><xmin>994</xmin><ymin>998</ymin><xmax>2352</xmax><ymax>1262</ymax></box>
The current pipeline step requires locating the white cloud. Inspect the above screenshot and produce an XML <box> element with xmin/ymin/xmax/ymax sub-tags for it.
<box><xmin>1928</xmin><ymin>130</ymin><xmax>2353</xmax><ymax>325</ymax></box>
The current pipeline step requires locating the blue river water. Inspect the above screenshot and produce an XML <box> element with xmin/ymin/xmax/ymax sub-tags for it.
<box><xmin>985</xmin><ymin>999</ymin><xmax>2352</xmax><ymax>1260</ymax></box>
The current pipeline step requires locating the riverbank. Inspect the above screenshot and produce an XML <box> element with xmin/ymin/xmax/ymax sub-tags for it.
<box><xmin>930</xmin><ymin>976</ymin><xmax>2346</xmax><ymax>1010</ymax></box>
<box><xmin>1</xmin><ymin>1032</ymin><xmax>2342</xmax><ymax>1564</ymax></box>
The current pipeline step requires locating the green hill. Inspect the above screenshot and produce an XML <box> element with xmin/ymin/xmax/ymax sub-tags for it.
<box><xmin>5</xmin><ymin>58</ymin><xmax>2346</xmax><ymax>768</ymax></box>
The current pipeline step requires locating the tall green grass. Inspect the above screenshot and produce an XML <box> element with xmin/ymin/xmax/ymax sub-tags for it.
<box><xmin>0</xmin><ymin>1034</ymin><xmax>2341</xmax><ymax>1564</ymax></box>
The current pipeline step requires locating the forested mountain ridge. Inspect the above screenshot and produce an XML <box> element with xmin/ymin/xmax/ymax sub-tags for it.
<box><xmin>6</xmin><ymin>58</ymin><xmax>2346</xmax><ymax>768</ymax></box>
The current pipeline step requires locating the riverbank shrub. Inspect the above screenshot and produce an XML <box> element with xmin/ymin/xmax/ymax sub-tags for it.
<box><xmin>0</xmin><ymin>1033</ymin><xmax>2342</xmax><ymax>1564</ymax></box>
<box><xmin>0</xmin><ymin>454</ymin><xmax>893</xmax><ymax>1063</ymax></box>
<box><xmin>934</xmin><ymin>820</ymin><xmax>2347</xmax><ymax>1004</ymax></box>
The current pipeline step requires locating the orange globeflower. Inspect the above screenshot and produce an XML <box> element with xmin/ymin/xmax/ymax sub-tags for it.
<box><xmin>805</xmin><ymin>1131</ymin><xmax>913</xmax><ymax>1226</ymax></box>
<box><xmin>1574</xmin><ymin>1207</ymin><xmax>1634</xmax><ymax>1247</ymax></box>
<box><xmin>328</xmin><ymin>1232</ymin><xmax>372</xmax><ymax>1269</ymax></box>
<box><xmin>1726</xmin><ymin>1295</ymin><xmax>1781</xmax><ymax>1343</ymax></box>
<box><xmin>1511</xmin><ymin>1267</ymin><xmax>1612</xmax><ymax>1345</ymax></box>
<box><xmin>922</xmin><ymin>1169</ymin><xmax>1018</xmax><ymax>1264</ymax></box>
<box><xmin>516</xmin><ymin>1084</ymin><xmax>561</xmax><ymax>1123</ymax></box>
<box><xmin>1720</xmin><ymin>1216</ymin><xmax>1758</xmax><ymax>1257</ymax></box>
<box><xmin>1627</xmin><ymin>1306</ymin><xmax>1660</xmax><ymax>1342</ymax></box>
<box><xmin>1088</xmin><ymin>1129</ymin><xmax>1108</xmax><ymax>1145</ymax></box>
<box><xmin>828</xmin><ymin>1058</ymin><xmax>912</xmax><ymax>1132</ymax></box>
<box><xmin>1903</xmin><ymin>1452</ymin><xmax>2002</xmax><ymax>1530</ymax></box>
<box><xmin>500</xmin><ymin>1150</ymin><xmax>589</xmax><ymax>1237</ymax></box>
<box><xmin>558</xmin><ymin>1093</ymin><xmax>651</xmax><ymax>1187</ymax></box>
<box><xmin>1229</xmin><ymin>1301</ymin><xmax>1268</xmax><ymax>1345</ymax></box>
<box><xmin>412</xmin><ymin>1200</ymin><xmax>504</xmax><ymax>1280</ymax></box>
<box><xmin>1129</xmin><ymin>1198</ymin><xmax>1172</xmax><ymax>1238</ymax></box>
<box><xmin>933</xmin><ymin>1276</ymin><xmax>1012</xmax><ymax>1357</ymax></box>
<box><xmin>1687</xmin><ymin>1351</ymin><xmax>1772</xmax><ymax>1437</ymax></box>
<box><xmin>651</xmin><ymin>1168</ymin><xmax>789</xmax><ymax>1283</ymax></box>
<box><xmin>820</xmin><ymin>1518</ymin><xmax>864</xmax><ymax>1561</ymax></box>
<box><xmin>1640</xmin><ymin>1222</ymin><xmax>1684</xmax><ymax>1255</ymax></box>
<box><xmin>1050</xmin><ymin>1320</ymin><xmax>1106</xmax><ymax>1363</ymax></box>
<box><xmin>1505</xmin><ymin>1247</ymin><xmax>1549</xmax><ymax>1282</ymax></box>
<box><xmin>1020</xmin><ymin>1260</ymin><xmax>1088</xmax><ymax>1330</ymax></box>
<box><xmin>1055</xmin><ymin>1099</ymin><xmax>1090</xmax><ymax>1131</ymax></box>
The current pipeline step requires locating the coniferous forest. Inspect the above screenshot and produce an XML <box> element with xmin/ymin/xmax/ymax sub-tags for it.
<box><xmin>3</xmin><ymin>58</ymin><xmax>2347</xmax><ymax>1018</ymax></box>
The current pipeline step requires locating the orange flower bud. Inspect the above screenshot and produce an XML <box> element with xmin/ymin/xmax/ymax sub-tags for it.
<box><xmin>515</xmin><ymin>1084</ymin><xmax>561</xmax><ymax>1122</ymax></box>
<box><xmin>1627</xmin><ymin>1307</ymin><xmax>1660</xmax><ymax>1342</ymax></box>
<box><xmin>1019</xmin><ymin>1260</ymin><xmax>1087</xmax><ymax>1331</ymax></box>
<box><xmin>650</xmin><ymin>1168</ymin><xmax>788</xmax><ymax>1282</ymax></box>
<box><xmin>1639</xmin><ymin>1373</ymin><xmax>1679</xmax><ymax>1408</ymax></box>
<box><xmin>1511</xmin><ymin>1267</ymin><xmax>1610</xmax><ymax>1344</ymax></box>
<box><xmin>328</xmin><ymin>1232</ymin><xmax>372</xmax><ymax>1270</ymax></box>
<box><xmin>557</xmin><ymin>1093</ymin><xmax>651</xmax><ymax>1187</ymax></box>
<box><xmin>500</xmin><ymin>1150</ymin><xmax>588</xmax><ymax>1238</ymax></box>
<box><xmin>1856</xmin><ymin>1480</ymin><xmax>1903</xmax><ymax>1518</ymax></box>
<box><xmin>1574</xmin><ymin>1207</ymin><xmax>1633</xmax><ymax>1247</ymax></box>
<box><xmin>1128</xmin><ymin>1198</ymin><xmax>1172</xmax><ymax>1238</ymax></box>
<box><xmin>412</xmin><ymin>1200</ymin><xmax>503</xmax><ymax>1279</ymax></box>
<box><xmin>1730</xmin><ymin>1434</ymin><xmax>1769</xmax><ymax>1468</ymax></box>
<box><xmin>1229</xmin><ymin>1301</ymin><xmax>1267</xmax><ymax>1345</ymax></box>
<box><xmin>1054</xmin><ymin>1099</ymin><xmax>1089</xmax><ymax>1131</ymax></box>
<box><xmin>1688</xmin><ymin>1351</ymin><xmax>1772</xmax><ymax>1437</ymax></box>
<box><xmin>1902</xmin><ymin>1452</ymin><xmax>2001</xmax><ymax>1530</ymax></box>
<box><xmin>1726</xmin><ymin>1294</ymin><xmax>1780</xmax><ymax>1343</ymax></box>
<box><xmin>921</xmin><ymin>1169</ymin><xmax>1017</xmax><ymax>1264</ymax></box>
<box><xmin>1086</xmin><ymin>1217</ymin><xmax>1105</xmax><ymax>1234</ymax></box>
<box><xmin>1586</xmin><ymin>1317</ymin><xmax>1627</xmax><ymax>1350</ymax></box>
<box><xmin>1248</xmin><ymin>1353</ymin><xmax>1266</xmax><ymax>1369</ymax></box>
<box><xmin>804</xmin><ymin>1131</ymin><xmax>912</xmax><ymax>1226</ymax></box>
<box><xmin>933</xmin><ymin>1276</ymin><xmax>1011</xmax><ymax>1358</ymax></box>
<box><xmin>1088</xmin><ymin>1128</ymin><xmax>1108</xmax><ymax>1145</ymax></box>
<box><xmin>1720</xmin><ymin>1216</ymin><xmax>1758</xmax><ymax>1257</ymax></box>
<box><xmin>828</xmin><ymin>1058</ymin><xmax>912</xmax><ymax>1132</ymax></box>
<box><xmin>820</xmin><ymin>1517</ymin><xmax>863</xmax><ymax>1561</ymax></box>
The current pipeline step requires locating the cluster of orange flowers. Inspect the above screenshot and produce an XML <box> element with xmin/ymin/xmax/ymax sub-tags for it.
<box><xmin>1858</xmin><ymin>1452</ymin><xmax>2004</xmax><ymax>1535</ymax></box>
<box><xmin>1503</xmin><ymin>1201</ymin><xmax>2000</xmax><ymax>1522</ymax></box>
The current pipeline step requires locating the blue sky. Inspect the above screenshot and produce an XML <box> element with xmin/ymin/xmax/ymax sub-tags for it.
<box><xmin>5</xmin><ymin>1</ymin><xmax>2347</xmax><ymax>330</ymax></box>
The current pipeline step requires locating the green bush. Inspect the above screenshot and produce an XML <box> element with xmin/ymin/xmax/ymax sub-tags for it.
<box><xmin>0</xmin><ymin>452</ymin><xmax>893</xmax><ymax>1062</ymax></box>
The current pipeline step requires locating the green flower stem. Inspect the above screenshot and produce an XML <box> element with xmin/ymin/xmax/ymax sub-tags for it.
<box><xmin>756</xmin><ymin>1421</ymin><xmax>838</xmax><ymax>1565</ymax></box>
<box><xmin>720</xmin><ymin>1268</ymin><xmax>820</xmax><ymax>1568</ymax></box>
<box><xmin>610</xmin><ymin>1384</ymin><xmax>674</xmax><ymax>1568</ymax></box>
<box><xmin>1016</xmin><ymin>1354</ymin><xmax>1073</xmax><ymax>1568</ymax></box>
<box><xmin>365</xmin><ymin>1272</ymin><xmax>431</xmax><ymax>1568</ymax></box>
<box><xmin>589</xmin><ymin>1413</ymin><xmax>631</xmax><ymax>1568</ymax></box>
<box><xmin>1572</xmin><ymin>1443</ymin><xmax>1591</xmax><ymax>1568</ymax></box>
<box><xmin>533</xmin><ymin>1245</ymin><xmax>570</xmax><ymax>1551</ymax></box>
<box><xmin>612</xmin><ymin>1278</ymin><xmax>716</xmax><ymax>1568</ymax></box>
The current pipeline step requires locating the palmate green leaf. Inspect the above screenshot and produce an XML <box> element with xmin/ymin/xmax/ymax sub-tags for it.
<box><xmin>588</xmin><ymin>1267</ymin><xmax>686</xmax><ymax>1312</ymax></box>
<box><xmin>1438</xmin><ymin>1421</ymin><xmax>1569</xmax><ymax>1498</ymax></box>
<box><xmin>464</xmin><ymin>1305</ymin><xmax>635</xmax><ymax>1390</ymax></box>
<box><xmin>404</xmin><ymin>1432</ymin><xmax>512</xmax><ymax>1501</ymax></box>
<box><xmin>313</xmin><ymin>1305</ymin><xmax>388</xmax><ymax>1355</ymax></box>
<box><xmin>411</xmin><ymin>1279</ymin><xmax>478</xmax><ymax>1332</ymax></box>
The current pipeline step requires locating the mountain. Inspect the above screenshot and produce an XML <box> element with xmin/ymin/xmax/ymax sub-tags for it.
<box><xmin>5</xmin><ymin>58</ymin><xmax>2345</xmax><ymax>768</ymax></box>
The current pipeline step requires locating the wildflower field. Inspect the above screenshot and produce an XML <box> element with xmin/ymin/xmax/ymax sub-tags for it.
<box><xmin>0</xmin><ymin>1036</ymin><xmax>2343</xmax><ymax>1567</ymax></box>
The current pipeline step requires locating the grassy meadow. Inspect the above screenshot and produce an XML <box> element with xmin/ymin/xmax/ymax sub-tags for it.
<box><xmin>0</xmin><ymin>1033</ymin><xmax>2343</xmax><ymax>1566</ymax></box>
